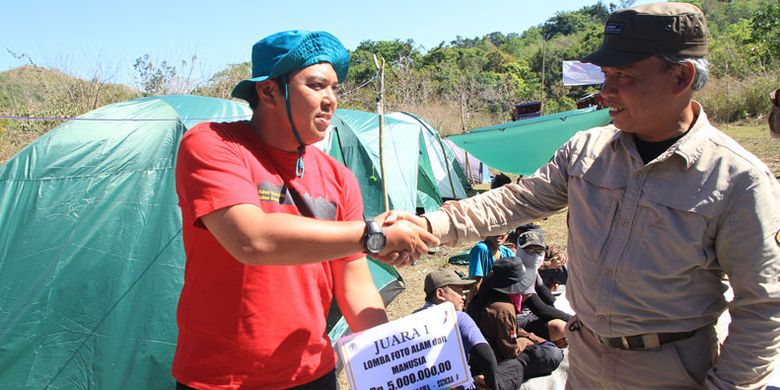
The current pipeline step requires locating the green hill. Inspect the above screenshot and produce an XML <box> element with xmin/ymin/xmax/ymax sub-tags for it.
<box><xmin>0</xmin><ymin>66</ymin><xmax>139</xmax><ymax>161</ymax></box>
<box><xmin>0</xmin><ymin>66</ymin><xmax>137</xmax><ymax>113</ymax></box>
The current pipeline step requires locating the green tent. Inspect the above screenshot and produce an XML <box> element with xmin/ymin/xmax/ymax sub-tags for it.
<box><xmin>447</xmin><ymin>107</ymin><xmax>611</xmax><ymax>176</ymax></box>
<box><xmin>0</xmin><ymin>95</ymin><xmax>403</xmax><ymax>389</ymax></box>
<box><xmin>388</xmin><ymin>112</ymin><xmax>469</xmax><ymax>205</ymax></box>
<box><xmin>319</xmin><ymin>109</ymin><xmax>426</xmax><ymax>217</ymax></box>
<box><xmin>321</xmin><ymin>109</ymin><xmax>474</xmax><ymax>216</ymax></box>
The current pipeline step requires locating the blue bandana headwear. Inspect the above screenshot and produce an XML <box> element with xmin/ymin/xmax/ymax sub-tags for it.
<box><xmin>231</xmin><ymin>30</ymin><xmax>349</xmax><ymax>178</ymax></box>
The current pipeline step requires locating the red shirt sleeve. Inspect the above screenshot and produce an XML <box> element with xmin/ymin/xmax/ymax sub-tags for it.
<box><xmin>176</xmin><ymin>123</ymin><xmax>260</xmax><ymax>226</ymax></box>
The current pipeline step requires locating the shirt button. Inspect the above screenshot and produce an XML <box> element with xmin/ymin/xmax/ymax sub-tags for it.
<box><xmin>598</xmin><ymin>315</ymin><xmax>606</xmax><ymax>322</ymax></box>
<box><xmin>621</xmin><ymin>218</ymin><xmax>629</xmax><ymax>226</ymax></box>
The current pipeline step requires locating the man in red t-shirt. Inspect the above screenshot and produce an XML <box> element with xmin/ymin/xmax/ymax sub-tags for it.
<box><xmin>173</xmin><ymin>30</ymin><xmax>438</xmax><ymax>390</ymax></box>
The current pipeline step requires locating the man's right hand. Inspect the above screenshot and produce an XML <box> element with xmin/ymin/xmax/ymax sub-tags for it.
<box><xmin>373</xmin><ymin>211</ymin><xmax>438</xmax><ymax>266</ymax></box>
<box><xmin>377</xmin><ymin>210</ymin><xmax>430</xmax><ymax>231</ymax></box>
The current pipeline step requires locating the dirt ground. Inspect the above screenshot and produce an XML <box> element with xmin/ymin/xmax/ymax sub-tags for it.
<box><xmin>337</xmin><ymin>212</ymin><xmax>570</xmax><ymax>389</ymax></box>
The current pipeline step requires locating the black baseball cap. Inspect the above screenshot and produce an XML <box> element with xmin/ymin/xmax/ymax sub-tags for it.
<box><xmin>584</xmin><ymin>2</ymin><xmax>708</xmax><ymax>67</ymax></box>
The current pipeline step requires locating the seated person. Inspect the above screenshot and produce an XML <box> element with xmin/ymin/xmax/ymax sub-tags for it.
<box><xmin>512</xmin><ymin>231</ymin><xmax>571</xmax><ymax>348</ymax></box>
<box><xmin>508</xmin><ymin>224</ymin><xmax>568</xmax><ymax>292</ymax></box>
<box><xmin>468</xmin><ymin>232</ymin><xmax>514</xmax><ymax>293</ymax></box>
<box><xmin>490</xmin><ymin>172</ymin><xmax>512</xmax><ymax>189</ymax></box>
<box><xmin>416</xmin><ymin>268</ymin><xmax>524</xmax><ymax>390</ymax></box>
<box><xmin>505</xmin><ymin>223</ymin><xmax>542</xmax><ymax>251</ymax></box>
<box><xmin>466</xmin><ymin>259</ymin><xmax>564</xmax><ymax>381</ymax></box>
<box><xmin>538</xmin><ymin>244</ymin><xmax>568</xmax><ymax>292</ymax></box>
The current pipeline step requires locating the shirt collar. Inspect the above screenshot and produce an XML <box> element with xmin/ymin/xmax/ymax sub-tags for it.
<box><xmin>672</xmin><ymin>101</ymin><xmax>710</xmax><ymax>169</ymax></box>
<box><xmin>609</xmin><ymin>101</ymin><xmax>711</xmax><ymax>169</ymax></box>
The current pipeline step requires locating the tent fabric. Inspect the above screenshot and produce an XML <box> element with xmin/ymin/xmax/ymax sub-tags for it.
<box><xmin>313</xmin><ymin>108</ymin><xmax>424</xmax><ymax>345</ymax></box>
<box><xmin>442</xmin><ymin>138</ymin><xmax>492</xmax><ymax>185</ymax></box>
<box><xmin>387</xmin><ymin>112</ymin><xmax>468</xmax><ymax>202</ymax></box>
<box><xmin>447</xmin><ymin>107</ymin><xmax>611</xmax><ymax>176</ymax></box>
<box><xmin>0</xmin><ymin>96</ymin><xmax>403</xmax><ymax>389</ymax></box>
<box><xmin>321</xmin><ymin>110</ymin><xmax>476</xmax><ymax>216</ymax></box>
<box><xmin>319</xmin><ymin>109</ymin><xmax>422</xmax><ymax>218</ymax></box>
<box><xmin>0</xmin><ymin>95</ymin><xmax>243</xmax><ymax>389</ymax></box>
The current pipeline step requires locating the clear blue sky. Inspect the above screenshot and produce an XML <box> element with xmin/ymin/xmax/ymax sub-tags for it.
<box><xmin>1</xmin><ymin>0</ymin><xmax>655</xmax><ymax>86</ymax></box>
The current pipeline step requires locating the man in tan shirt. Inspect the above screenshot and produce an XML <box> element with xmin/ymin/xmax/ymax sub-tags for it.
<box><xmin>392</xmin><ymin>3</ymin><xmax>780</xmax><ymax>389</ymax></box>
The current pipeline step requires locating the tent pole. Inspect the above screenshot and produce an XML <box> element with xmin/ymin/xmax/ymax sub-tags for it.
<box><xmin>373</xmin><ymin>54</ymin><xmax>389</xmax><ymax>212</ymax></box>
<box><xmin>459</xmin><ymin>86</ymin><xmax>474</xmax><ymax>186</ymax></box>
<box><xmin>540</xmin><ymin>36</ymin><xmax>547</xmax><ymax>113</ymax></box>
<box><xmin>464</xmin><ymin>152</ymin><xmax>473</xmax><ymax>186</ymax></box>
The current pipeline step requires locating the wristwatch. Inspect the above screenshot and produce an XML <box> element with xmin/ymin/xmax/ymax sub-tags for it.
<box><xmin>363</xmin><ymin>220</ymin><xmax>386</xmax><ymax>255</ymax></box>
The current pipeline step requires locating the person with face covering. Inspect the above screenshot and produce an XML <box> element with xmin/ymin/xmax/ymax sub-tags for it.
<box><xmin>511</xmin><ymin>231</ymin><xmax>571</xmax><ymax>348</ymax></box>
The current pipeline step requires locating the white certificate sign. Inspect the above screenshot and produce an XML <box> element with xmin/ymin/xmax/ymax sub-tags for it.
<box><xmin>337</xmin><ymin>302</ymin><xmax>471</xmax><ymax>390</ymax></box>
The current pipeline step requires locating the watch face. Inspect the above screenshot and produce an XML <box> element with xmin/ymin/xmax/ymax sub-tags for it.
<box><xmin>366</xmin><ymin>233</ymin><xmax>386</xmax><ymax>253</ymax></box>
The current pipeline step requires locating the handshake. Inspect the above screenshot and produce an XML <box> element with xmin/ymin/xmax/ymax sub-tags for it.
<box><xmin>371</xmin><ymin>211</ymin><xmax>440</xmax><ymax>267</ymax></box>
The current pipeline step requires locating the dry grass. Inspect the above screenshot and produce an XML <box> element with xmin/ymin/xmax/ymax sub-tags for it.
<box><xmin>389</xmin><ymin>99</ymin><xmax>510</xmax><ymax>137</ymax></box>
<box><xmin>717</xmin><ymin>121</ymin><xmax>780</xmax><ymax>177</ymax></box>
<box><xmin>697</xmin><ymin>74</ymin><xmax>780</xmax><ymax>124</ymax></box>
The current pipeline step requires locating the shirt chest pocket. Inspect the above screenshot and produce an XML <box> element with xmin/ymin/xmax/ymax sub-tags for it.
<box><xmin>568</xmin><ymin>162</ymin><xmax>628</xmax><ymax>262</ymax></box>
<box><xmin>632</xmin><ymin>185</ymin><xmax>719</xmax><ymax>269</ymax></box>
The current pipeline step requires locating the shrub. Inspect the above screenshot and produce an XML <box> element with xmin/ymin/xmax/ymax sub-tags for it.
<box><xmin>697</xmin><ymin>73</ymin><xmax>779</xmax><ymax>123</ymax></box>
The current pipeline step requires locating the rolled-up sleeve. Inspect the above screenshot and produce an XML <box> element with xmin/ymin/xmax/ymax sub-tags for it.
<box><xmin>707</xmin><ymin>171</ymin><xmax>780</xmax><ymax>389</ymax></box>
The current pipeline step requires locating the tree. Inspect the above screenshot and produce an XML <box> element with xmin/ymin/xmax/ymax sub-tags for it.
<box><xmin>541</xmin><ymin>11</ymin><xmax>592</xmax><ymax>39</ymax></box>
<box><xmin>608</xmin><ymin>0</ymin><xmax>636</xmax><ymax>12</ymax></box>
<box><xmin>750</xmin><ymin>2</ymin><xmax>780</xmax><ymax>67</ymax></box>
<box><xmin>191</xmin><ymin>62</ymin><xmax>250</xmax><ymax>99</ymax></box>
<box><xmin>133</xmin><ymin>54</ymin><xmax>199</xmax><ymax>96</ymax></box>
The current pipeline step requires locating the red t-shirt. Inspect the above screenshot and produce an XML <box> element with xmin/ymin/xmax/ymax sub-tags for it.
<box><xmin>172</xmin><ymin>121</ymin><xmax>364</xmax><ymax>389</ymax></box>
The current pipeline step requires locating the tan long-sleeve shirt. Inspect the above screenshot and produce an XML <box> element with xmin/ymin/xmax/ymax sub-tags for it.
<box><xmin>425</xmin><ymin>104</ymin><xmax>780</xmax><ymax>389</ymax></box>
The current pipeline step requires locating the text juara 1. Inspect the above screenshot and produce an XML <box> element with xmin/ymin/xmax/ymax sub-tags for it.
<box><xmin>371</xmin><ymin>324</ymin><xmax>431</xmax><ymax>356</ymax></box>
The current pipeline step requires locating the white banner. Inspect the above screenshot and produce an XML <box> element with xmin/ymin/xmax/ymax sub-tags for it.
<box><xmin>337</xmin><ymin>302</ymin><xmax>471</xmax><ymax>390</ymax></box>
<box><xmin>562</xmin><ymin>60</ymin><xmax>604</xmax><ymax>86</ymax></box>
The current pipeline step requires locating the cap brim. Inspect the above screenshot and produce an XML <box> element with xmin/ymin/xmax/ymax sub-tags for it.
<box><xmin>450</xmin><ymin>279</ymin><xmax>477</xmax><ymax>289</ymax></box>
<box><xmin>230</xmin><ymin>76</ymin><xmax>271</xmax><ymax>102</ymax></box>
<box><xmin>520</xmin><ymin>240</ymin><xmax>545</xmax><ymax>249</ymax></box>
<box><xmin>583</xmin><ymin>48</ymin><xmax>652</xmax><ymax>68</ymax></box>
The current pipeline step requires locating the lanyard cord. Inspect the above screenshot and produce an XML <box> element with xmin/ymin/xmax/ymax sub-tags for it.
<box><xmin>282</xmin><ymin>80</ymin><xmax>306</xmax><ymax>178</ymax></box>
